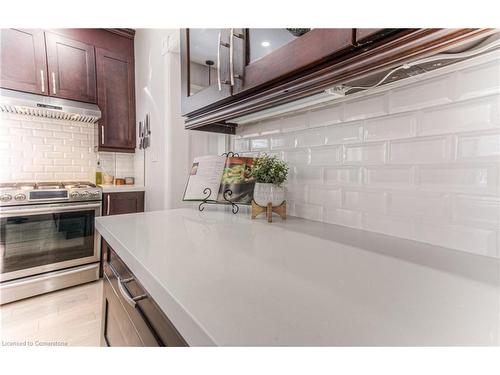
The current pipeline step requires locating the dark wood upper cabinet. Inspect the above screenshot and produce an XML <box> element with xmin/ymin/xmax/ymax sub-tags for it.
<box><xmin>233</xmin><ymin>28</ymin><xmax>354</xmax><ymax>94</ymax></box>
<box><xmin>180</xmin><ymin>28</ymin><xmax>233</xmax><ymax>115</ymax></box>
<box><xmin>96</xmin><ymin>48</ymin><xmax>136</xmax><ymax>152</ymax></box>
<box><xmin>102</xmin><ymin>191</ymin><xmax>144</xmax><ymax>216</ymax></box>
<box><xmin>181</xmin><ymin>28</ymin><xmax>354</xmax><ymax>117</ymax></box>
<box><xmin>0</xmin><ymin>29</ymin><xmax>48</xmax><ymax>95</ymax></box>
<box><xmin>45</xmin><ymin>32</ymin><xmax>97</xmax><ymax>103</ymax></box>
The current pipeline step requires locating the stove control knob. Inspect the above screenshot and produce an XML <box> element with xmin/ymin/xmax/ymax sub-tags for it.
<box><xmin>91</xmin><ymin>191</ymin><xmax>100</xmax><ymax>198</ymax></box>
<box><xmin>14</xmin><ymin>193</ymin><xmax>26</xmax><ymax>201</ymax></box>
<box><xmin>81</xmin><ymin>191</ymin><xmax>90</xmax><ymax>198</ymax></box>
<box><xmin>70</xmin><ymin>192</ymin><xmax>80</xmax><ymax>199</ymax></box>
<box><xmin>0</xmin><ymin>194</ymin><xmax>12</xmax><ymax>202</ymax></box>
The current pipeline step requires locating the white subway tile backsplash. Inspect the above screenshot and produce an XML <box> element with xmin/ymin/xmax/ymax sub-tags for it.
<box><xmin>364</xmin><ymin>166</ymin><xmax>412</xmax><ymax>186</ymax></box>
<box><xmin>364</xmin><ymin>114</ymin><xmax>415</xmax><ymax>141</ymax></box>
<box><xmin>390</xmin><ymin>75</ymin><xmax>452</xmax><ymax>113</ymax></box>
<box><xmin>343</xmin><ymin>189</ymin><xmax>387</xmax><ymax>213</ymax></box>
<box><xmin>283</xmin><ymin>148</ymin><xmax>310</xmax><ymax>165</ymax></box>
<box><xmin>52</xmin><ymin>131</ymin><xmax>72</xmax><ymax>139</ymax></box>
<box><xmin>250</xmin><ymin>138</ymin><xmax>269</xmax><ymax>151</ymax></box>
<box><xmin>294</xmin><ymin>202</ymin><xmax>323</xmax><ymax>221</ymax></box>
<box><xmin>281</xmin><ymin>113</ymin><xmax>308</xmax><ymax>132</ymax></box>
<box><xmin>234</xmin><ymin>138</ymin><xmax>250</xmax><ymax>152</ymax></box>
<box><xmin>456</xmin><ymin>60</ymin><xmax>500</xmax><ymax>100</ymax></box>
<box><xmin>309</xmin><ymin>104</ymin><xmax>343</xmax><ymax>127</ymax></box>
<box><xmin>308</xmin><ymin>185</ymin><xmax>341</xmax><ymax>207</ymax></box>
<box><xmin>310</xmin><ymin>145</ymin><xmax>342</xmax><ymax>166</ymax></box>
<box><xmin>235</xmin><ymin>56</ymin><xmax>500</xmax><ymax>257</ymax></box>
<box><xmin>324</xmin><ymin>123</ymin><xmax>363</xmax><ymax>144</ymax></box>
<box><xmin>362</xmin><ymin>213</ymin><xmax>416</xmax><ymax>240</ymax></box>
<box><xmin>418</xmin><ymin>165</ymin><xmax>495</xmax><ymax>189</ymax></box>
<box><xmin>325</xmin><ymin>167</ymin><xmax>361</xmax><ymax>185</ymax></box>
<box><xmin>294</xmin><ymin>166</ymin><xmax>323</xmax><ymax>185</ymax></box>
<box><xmin>388</xmin><ymin>192</ymin><xmax>450</xmax><ymax>220</ymax></box>
<box><xmin>344</xmin><ymin>142</ymin><xmax>386</xmax><ymax>165</ymax></box>
<box><xmin>295</xmin><ymin>129</ymin><xmax>325</xmax><ymax>147</ymax></box>
<box><xmin>452</xmin><ymin>195</ymin><xmax>500</xmax><ymax>228</ymax></box>
<box><xmin>323</xmin><ymin>207</ymin><xmax>362</xmax><ymax>228</ymax></box>
<box><xmin>270</xmin><ymin>134</ymin><xmax>294</xmax><ymax>150</ymax></box>
<box><xmin>1</xmin><ymin>113</ymin><xmax>137</xmax><ymax>183</ymax></box>
<box><xmin>344</xmin><ymin>94</ymin><xmax>386</xmax><ymax>121</ymax></box>
<box><xmin>44</xmin><ymin>138</ymin><xmax>64</xmax><ymax>146</ymax></box>
<box><xmin>457</xmin><ymin>131</ymin><xmax>500</xmax><ymax>160</ymax></box>
<box><xmin>285</xmin><ymin>184</ymin><xmax>308</xmax><ymax>203</ymax></box>
<box><xmin>389</xmin><ymin>136</ymin><xmax>451</xmax><ymax>164</ymax></box>
<box><xmin>419</xmin><ymin>96</ymin><xmax>497</xmax><ymax>136</ymax></box>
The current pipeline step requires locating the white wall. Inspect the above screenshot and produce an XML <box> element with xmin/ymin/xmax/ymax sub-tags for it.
<box><xmin>234</xmin><ymin>52</ymin><xmax>500</xmax><ymax>258</ymax></box>
<box><xmin>134</xmin><ymin>29</ymin><xmax>226</xmax><ymax>212</ymax></box>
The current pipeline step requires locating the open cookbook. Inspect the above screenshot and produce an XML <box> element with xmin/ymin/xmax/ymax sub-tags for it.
<box><xmin>183</xmin><ymin>155</ymin><xmax>256</xmax><ymax>204</ymax></box>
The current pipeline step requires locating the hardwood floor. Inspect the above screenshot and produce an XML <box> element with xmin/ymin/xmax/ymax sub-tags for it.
<box><xmin>0</xmin><ymin>280</ymin><xmax>103</xmax><ymax>346</ymax></box>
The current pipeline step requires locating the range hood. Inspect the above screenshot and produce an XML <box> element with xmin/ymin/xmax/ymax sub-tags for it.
<box><xmin>0</xmin><ymin>88</ymin><xmax>101</xmax><ymax>123</ymax></box>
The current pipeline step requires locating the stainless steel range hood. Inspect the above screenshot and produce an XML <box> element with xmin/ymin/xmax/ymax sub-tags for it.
<box><xmin>0</xmin><ymin>88</ymin><xmax>101</xmax><ymax>123</ymax></box>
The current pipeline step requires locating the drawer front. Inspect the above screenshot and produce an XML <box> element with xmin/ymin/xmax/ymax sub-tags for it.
<box><xmin>103</xmin><ymin>273</ymin><xmax>145</xmax><ymax>347</ymax></box>
<box><xmin>103</xmin><ymin>242</ymin><xmax>187</xmax><ymax>346</ymax></box>
<box><xmin>104</xmin><ymin>262</ymin><xmax>159</xmax><ymax>347</ymax></box>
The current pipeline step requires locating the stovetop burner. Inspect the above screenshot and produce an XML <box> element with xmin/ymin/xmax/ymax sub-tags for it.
<box><xmin>0</xmin><ymin>181</ymin><xmax>101</xmax><ymax>206</ymax></box>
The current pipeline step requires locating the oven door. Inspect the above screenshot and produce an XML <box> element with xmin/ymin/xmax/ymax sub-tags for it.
<box><xmin>0</xmin><ymin>201</ymin><xmax>101</xmax><ymax>282</ymax></box>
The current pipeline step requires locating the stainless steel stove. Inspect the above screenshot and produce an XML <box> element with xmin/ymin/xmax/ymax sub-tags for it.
<box><xmin>0</xmin><ymin>181</ymin><xmax>102</xmax><ymax>304</ymax></box>
<box><xmin>0</xmin><ymin>181</ymin><xmax>101</xmax><ymax>206</ymax></box>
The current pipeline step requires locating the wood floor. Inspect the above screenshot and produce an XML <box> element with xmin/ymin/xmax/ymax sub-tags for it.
<box><xmin>0</xmin><ymin>280</ymin><xmax>103</xmax><ymax>346</ymax></box>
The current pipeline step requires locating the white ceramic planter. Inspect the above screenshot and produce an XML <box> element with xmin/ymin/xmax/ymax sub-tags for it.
<box><xmin>253</xmin><ymin>183</ymin><xmax>285</xmax><ymax>207</ymax></box>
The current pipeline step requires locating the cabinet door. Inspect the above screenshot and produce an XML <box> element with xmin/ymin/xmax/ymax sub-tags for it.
<box><xmin>180</xmin><ymin>29</ymin><xmax>233</xmax><ymax>115</ymax></box>
<box><xmin>45</xmin><ymin>32</ymin><xmax>97</xmax><ymax>103</ymax></box>
<box><xmin>103</xmin><ymin>192</ymin><xmax>144</xmax><ymax>216</ymax></box>
<box><xmin>232</xmin><ymin>28</ymin><xmax>354</xmax><ymax>94</ymax></box>
<box><xmin>0</xmin><ymin>29</ymin><xmax>48</xmax><ymax>95</ymax></box>
<box><xmin>96</xmin><ymin>48</ymin><xmax>136</xmax><ymax>152</ymax></box>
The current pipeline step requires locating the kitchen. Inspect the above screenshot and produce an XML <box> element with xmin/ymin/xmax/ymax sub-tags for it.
<box><xmin>0</xmin><ymin>3</ymin><xmax>499</xmax><ymax>375</ymax></box>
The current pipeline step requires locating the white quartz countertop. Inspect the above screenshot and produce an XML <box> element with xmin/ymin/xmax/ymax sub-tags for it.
<box><xmin>99</xmin><ymin>184</ymin><xmax>145</xmax><ymax>193</ymax></box>
<box><xmin>95</xmin><ymin>208</ymin><xmax>500</xmax><ymax>346</ymax></box>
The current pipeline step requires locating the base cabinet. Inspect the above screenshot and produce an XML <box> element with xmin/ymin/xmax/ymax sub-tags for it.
<box><xmin>102</xmin><ymin>191</ymin><xmax>144</xmax><ymax>216</ymax></box>
<box><xmin>101</xmin><ymin>240</ymin><xmax>187</xmax><ymax>347</ymax></box>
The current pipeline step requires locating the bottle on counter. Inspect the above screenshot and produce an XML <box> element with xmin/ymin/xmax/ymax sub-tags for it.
<box><xmin>96</xmin><ymin>159</ymin><xmax>103</xmax><ymax>185</ymax></box>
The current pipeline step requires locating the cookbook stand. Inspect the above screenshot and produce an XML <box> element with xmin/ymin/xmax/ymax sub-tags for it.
<box><xmin>197</xmin><ymin>152</ymin><xmax>242</xmax><ymax>214</ymax></box>
<box><xmin>198</xmin><ymin>187</ymin><xmax>240</xmax><ymax>214</ymax></box>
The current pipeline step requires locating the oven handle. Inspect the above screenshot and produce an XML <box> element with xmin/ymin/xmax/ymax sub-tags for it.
<box><xmin>0</xmin><ymin>202</ymin><xmax>102</xmax><ymax>217</ymax></box>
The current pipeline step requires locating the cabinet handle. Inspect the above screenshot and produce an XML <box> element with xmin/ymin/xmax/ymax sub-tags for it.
<box><xmin>51</xmin><ymin>72</ymin><xmax>56</xmax><ymax>94</ymax></box>
<box><xmin>107</xmin><ymin>195</ymin><xmax>110</xmax><ymax>215</ymax></box>
<box><xmin>116</xmin><ymin>276</ymin><xmax>147</xmax><ymax>308</ymax></box>
<box><xmin>217</xmin><ymin>31</ymin><xmax>222</xmax><ymax>91</ymax></box>
<box><xmin>40</xmin><ymin>70</ymin><xmax>45</xmax><ymax>93</ymax></box>
<box><xmin>101</xmin><ymin>125</ymin><xmax>105</xmax><ymax>145</ymax></box>
<box><xmin>117</xmin><ymin>277</ymin><xmax>137</xmax><ymax>307</ymax></box>
<box><xmin>229</xmin><ymin>29</ymin><xmax>244</xmax><ymax>86</ymax></box>
<box><xmin>217</xmin><ymin>31</ymin><xmax>231</xmax><ymax>91</ymax></box>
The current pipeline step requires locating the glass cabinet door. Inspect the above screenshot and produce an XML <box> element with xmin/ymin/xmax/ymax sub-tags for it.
<box><xmin>232</xmin><ymin>29</ymin><xmax>354</xmax><ymax>94</ymax></box>
<box><xmin>181</xmin><ymin>29</ymin><xmax>232</xmax><ymax>115</ymax></box>
<box><xmin>247</xmin><ymin>29</ymin><xmax>310</xmax><ymax>64</ymax></box>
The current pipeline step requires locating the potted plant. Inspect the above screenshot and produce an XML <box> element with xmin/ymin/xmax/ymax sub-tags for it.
<box><xmin>250</xmin><ymin>155</ymin><xmax>289</xmax><ymax>207</ymax></box>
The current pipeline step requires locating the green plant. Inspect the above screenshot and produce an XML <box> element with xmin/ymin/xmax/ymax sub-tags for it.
<box><xmin>250</xmin><ymin>154</ymin><xmax>289</xmax><ymax>186</ymax></box>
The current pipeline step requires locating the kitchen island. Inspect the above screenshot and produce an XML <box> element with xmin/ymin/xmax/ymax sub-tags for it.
<box><xmin>95</xmin><ymin>208</ymin><xmax>500</xmax><ymax>346</ymax></box>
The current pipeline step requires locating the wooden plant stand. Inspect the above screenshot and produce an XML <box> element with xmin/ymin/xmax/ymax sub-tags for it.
<box><xmin>251</xmin><ymin>200</ymin><xmax>287</xmax><ymax>223</ymax></box>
